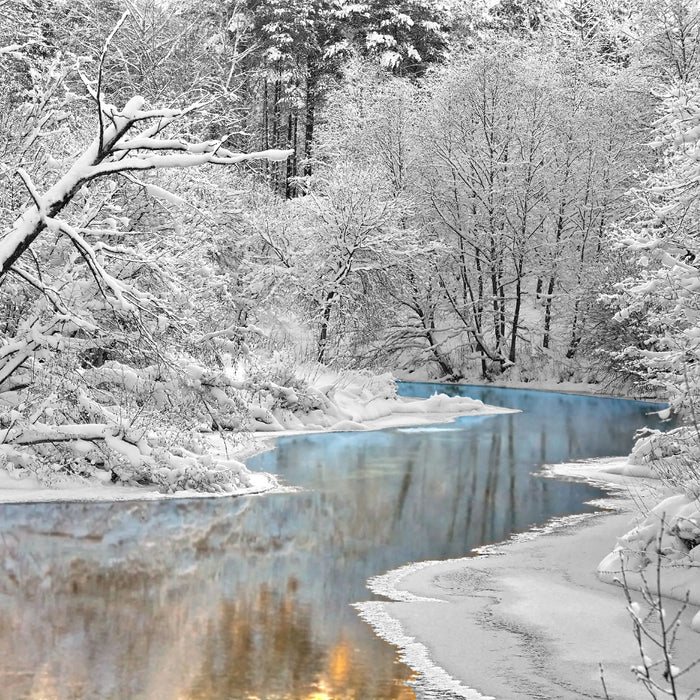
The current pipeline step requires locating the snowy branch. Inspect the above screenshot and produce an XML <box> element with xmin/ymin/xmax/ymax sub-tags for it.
<box><xmin>0</xmin><ymin>86</ymin><xmax>292</xmax><ymax>281</ymax></box>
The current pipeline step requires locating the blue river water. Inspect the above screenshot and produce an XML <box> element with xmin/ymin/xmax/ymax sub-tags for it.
<box><xmin>0</xmin><ymin>384</ymin><xmax>668</xmax><ymax>699</ymax></box>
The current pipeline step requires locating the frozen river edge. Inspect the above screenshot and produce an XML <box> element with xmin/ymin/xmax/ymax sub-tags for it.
<box><xmin>355</xmin><ymin>458</ymin><xmax>700</xmax><ymax>700</ymax></box>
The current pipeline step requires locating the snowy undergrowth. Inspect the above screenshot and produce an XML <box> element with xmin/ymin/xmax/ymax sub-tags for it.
<box><xmin>253</xmin><ymin>362</ymin><xmax>499</xmax><ymax>432</ymax></box>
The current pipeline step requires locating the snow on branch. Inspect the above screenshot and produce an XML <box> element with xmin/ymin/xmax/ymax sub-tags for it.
<box><xmin>0</xmin><ymin>88</ymin><xmax>292</xmax><ymax>280</ymax></box>
<box><xmin>0</xmin><ymin>13</ymin><xmax>291</xmax><ymax>281</ymax></box>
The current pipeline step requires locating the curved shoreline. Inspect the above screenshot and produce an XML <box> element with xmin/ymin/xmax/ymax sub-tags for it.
<box><xmin>356</xmin><ymin>459</ymin><xmax>700</xmax><ymax>700</ymax></box>
<box><xmin>0</xmin><ymin>401</ymin><xmax>516</xmax><ymax>504</ymax></box>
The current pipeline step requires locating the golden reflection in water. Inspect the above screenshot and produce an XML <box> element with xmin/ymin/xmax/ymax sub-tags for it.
<box><xmin>0</xmin><ymin>555</ymin><xmax>416</xmax><ymax>699</ymax></box>
<box><xmin>186</xmin><ymin>578</ymin><xmax>416</xmax><ymax>699</ymax></box>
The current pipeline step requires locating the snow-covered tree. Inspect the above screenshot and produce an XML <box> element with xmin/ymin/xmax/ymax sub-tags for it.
<box><xmin>611</xmin><ymin>82</ymin><xmax>700</xmax><ymax>418</ymax></box>
<box><xmin>0</xmin><ymin>14</ymin><xmax>295</xmax><ymax>492</ymax></box>
<box><xmin>247</xmin><ymin>158</ymin><xmax>424</xmax><ymax>364</ymax></box>
<box><xmin>227</xmin><ymin>0</ymin><xmax>453</xmax><ymax>196</ymax></box>
<box><xmin>339</xmin><ymin>0</ymin><xmax>451</xmax><ymax>76</ymax></box>
<box><xmin>404</xmin><ymin>40</ymin><xmax>643</xmax><ymax>379</ymax></box>
<box><xmin>635</xmin><ymin>0</ymin><xmax>700</xmax><ymax>82</ymax></box>
<box><xmin>311</xmin><ymin>70</ymin><xmax>457</xmax><ymax>373</ymax></box>
<box><xmin>488</xmin><ymin>0</ymin><xmax>553</xmax><ymax>34</ymax></box>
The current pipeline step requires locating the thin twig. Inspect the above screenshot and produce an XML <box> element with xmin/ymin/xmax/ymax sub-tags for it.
<box><xmin>600</xmin><ymin>662</ymin><xmax>612</xmax><ymax>699</ymax></box>
<box><xmin>97</xmin><ymin>10</ymin><xmax>130</xmax><ymax>153</ymax></box>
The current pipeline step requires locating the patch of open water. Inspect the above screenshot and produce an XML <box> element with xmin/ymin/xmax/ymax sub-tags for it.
<box><xmin>0</xmin><ymin>384</ymin><xmax>667</xmax><ymax>698</ymax></box>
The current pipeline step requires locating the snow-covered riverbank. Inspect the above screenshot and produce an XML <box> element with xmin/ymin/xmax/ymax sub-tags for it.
<box><xmin>395</xmin><ymin>369</ymin><xmax>661</xmax><ymax>402</ymax></box>
<box><xmin>356</xmin><ymin>458</ymin><xmax>700</xmax><ymax>700</ymax></box>
<box><xmin>0</xmin><ymin>388</ymin><xmax>515</xmax><ymax>504</ymax></box>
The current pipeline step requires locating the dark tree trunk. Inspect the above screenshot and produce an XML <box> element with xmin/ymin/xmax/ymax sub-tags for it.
<box><xmin>509</xmin><ymin>263</ymin><xmax>523</xmax><ymax>364</ymax></box>
<box><xmin>317</xmin><ymin>291</ymin><xmax>335</xmax><ymax>364</ymax></box>
<box><xmin>566</xmin><ymin>298</ymin><xmax>582</xmax><ymax>359</ymax></box>
<box><xmin>262</xmin><ymin>78</ymin><xmax>269</xmax><ymax>178</ymax></box>
<box><xmin>285</xmin><ymin>111</ymin><xmax>298</xmax><ymax>199</ymax></box>
<box><xmin>542</xmin><ymin>275</ymin><xmax>555</xmax><ymax>349</ymax></box>
<box><xmin>474</xmin><ymin>249</ymin><xmax>488</xmax><ymax>377</ymax></box>
<box><xmin>490</xmin><ymin>266</ymin><xmax>502</xmax><ymax>350</ymax></box>
<box><xmin>543</xmin><ymin>192</ymin><xmax>566</xmax><ymax>349</ymax></box>
<box><xmin>303</xmin><ymin>74</ymin><xmax>316</xmax><ymax>178</ymax></box>
<box><xmin>418</xmin><ymin>307</ymin><xmax>454</xmax><ymax>377</ymax></box>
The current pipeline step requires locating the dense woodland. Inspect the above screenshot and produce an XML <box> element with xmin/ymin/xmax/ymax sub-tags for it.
<box><xmin>1</xmin><ymin>0</ymin><xmax>700</xmax><ymax>491</ymax></box>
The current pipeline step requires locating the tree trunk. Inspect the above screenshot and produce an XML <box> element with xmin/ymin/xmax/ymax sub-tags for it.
<box><xmin>509</xmin><ymin>262</ymin><xmax>523</xmax><ymax>364</ymax></box>
<box><xmin>303</xmin><ymin>69</ymin><xmax>317</xmax><ymax>178</ymax></box>
<box><xmin>566</xmin><ymin>298</ymin><xmax>581</xmax><ymax>359</ymax></box>
<box><xmin>542</xmin><ymin>275</ymin><xmax>555</xmax><ymax>349</ymax></box>
<box><xmin>418</xmin><ymin>306</ymin><xmax>454</xmax><ymax>377</ymax></box>
<box><xmin>543</xmin><ymin>188</ymin><xmax>567</xmax><ymax>349</ymax></box>
<box><xmin>474</xmin><ymin>249</ymin><xmax>488</xmax><ymax>376</ymax></box>
<box><xmin>498</xmin><ymin>264</ymin><xmax>506</xmax><ymax>342</ymax></box>
<box><xmin>490</xmin><ymin>263</ymin><xmax>502</xmax><ymax>350</ymax></box>
<box><xmin>272</xmin><ymin>79</ymin><xmax>282</xmax><ymax>192</ymax></box>
<box><xmin>317</xmin><ymin>291</ymin><xmax>335</xmax><ymax>364</ymax></box>
<box><xmin>285</xmin><ymin>111</ymin><xmax>298</xmax><ymax>198</ymax></box>
<box><xmin>262</xmin><ymin>78</ymin><xmax>269</xmax><ymax>177</ymax></box>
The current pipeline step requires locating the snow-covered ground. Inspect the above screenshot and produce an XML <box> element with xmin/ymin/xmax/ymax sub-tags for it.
<box><xmin>355</xmin><ymin>458</ymin><xmax>700</xmax><ymax>700</ymax></box>
<box><xmin>0</xmin><ymin>386</ymin><xmax>515</xmax><ymax>504</ymax></box>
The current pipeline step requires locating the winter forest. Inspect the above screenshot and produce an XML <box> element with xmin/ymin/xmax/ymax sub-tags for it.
<box><xmin>4</xmin><ymin>0</ymin><xmax>700</xmax><ymax>697</ymax></box>
<box><xmin>2</xmin><ymin>0</ymin><xmax>698</xmax><ymax>491</ymax></box>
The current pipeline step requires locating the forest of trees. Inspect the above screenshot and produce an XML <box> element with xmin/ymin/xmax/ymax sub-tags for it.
<box><xmin>2</xmin><ymin>0</ymin><xmax>700</xmax><ymax>491</ymax></box>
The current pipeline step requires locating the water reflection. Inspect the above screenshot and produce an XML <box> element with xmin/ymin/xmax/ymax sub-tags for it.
<box><xmin>0</xmin><ymin>385</ymin><xmax>667</xmax><ymax>698</ymax></box>
<box><xmin>0</xmin><ymin>498</ymin><xmax>415</xmax><ymax>699</ymax></box>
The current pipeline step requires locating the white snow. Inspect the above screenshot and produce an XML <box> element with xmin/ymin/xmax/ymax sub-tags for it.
<box><xmin>354</xmin><ymin>601</ymin><xmax>490</xmax><ymax>700</ymax></box>
<box><xmin>0</xmin><ymin>465</ymin><xmax>276</xmax><ymax>504</ymax></box>
<box><xmin>692</xmin><ymin>610</ymin><xmax>700</xmax><ymax>632</ymax></box>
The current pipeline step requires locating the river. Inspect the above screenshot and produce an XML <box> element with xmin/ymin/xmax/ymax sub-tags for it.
<box><xmin>0</xmin><ymin>384</ymin><xmax>667</xmax><ymax>699</ymax></box>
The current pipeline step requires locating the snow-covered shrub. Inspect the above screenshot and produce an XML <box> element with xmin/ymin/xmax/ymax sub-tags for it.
<box><xmin>0</xmin><ymin>341</ymin><xmax>261</xmax><ymax>491</ymax></box>
<box><xmin>321</xmin><ymin>367</ymin><xmax>398</xmax><ymax>401</ymax></box>
<box><xmin>608</xmin><ymin>522</ymin><xmax>700</xmax><ymax>700</ymax></box>
<box><xmin>599</xmin><ymin>494</ymin><xmax>700</xmax><ymax>603</ymax></box>
<box><xmin>629</xmin><ymin>428</ymin><xmax>700</xmax><ymax>499</ymax></box>
<box><xmin>254</xmin><ymin>362</ymin><xmax>330</xmax><ymax>414</ymax></box>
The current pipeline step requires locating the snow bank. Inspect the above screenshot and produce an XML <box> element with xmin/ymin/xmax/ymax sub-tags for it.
<box><xmin>356</xmin><ymin>456</ymin><xmax>700</xmax><ymax>699</ymax></box>
<box><xmin>598</xmin><ymin>492</ymin><xmax>700</xmax><ymax>605</ymax></box>
<box><xmin>570</xmin><ymin>427</ymin><xmax>700</xmax><ymax>610</ymax></box>
<box><xmin>254</xmin><ymin>366</ymin><xmax>516</xmax><ymax>436</ymax></box>
<box><xmin>353</xmin><ymin>600</ymin><xmax>490</xmax><ymax>700</ymax></box>
<box><xmin>0</xmin><ymin>461</ymin><xmax>278</xmax><ymax>504</ymax></box>
<box><xmin>263</xmin><ymin>391</ymin><xmax>512</xmax><ymax>435</ymax></box>
<box><xmin>331</xmin><ymin>389</ymin><xmax>496</xmax><ymax>424</ymax></box>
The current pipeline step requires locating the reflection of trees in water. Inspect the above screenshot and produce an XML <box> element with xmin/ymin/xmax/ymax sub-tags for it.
<box><xmin>189</xmin><ymin>579</ymin><xmax>415</xmax><ymax>700</ymax></box>
<box><xmin>0</xmin><ymin>544</ymin><xmax>223</xmax><ymax>697</ymax></box>
<box><xmin>0</xmin><ymin>554</ymin><xmax>415</xmax><ymax>699</ymax></box>
<box><xmin>266</xmin><ymin>416</ymin><xmax>604</xmax><ymax>563</ymax></box>
<box><xmin>0</xmin><ymin>500</ymin><xmax>416</xmax><ymax>699</ymax></box>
